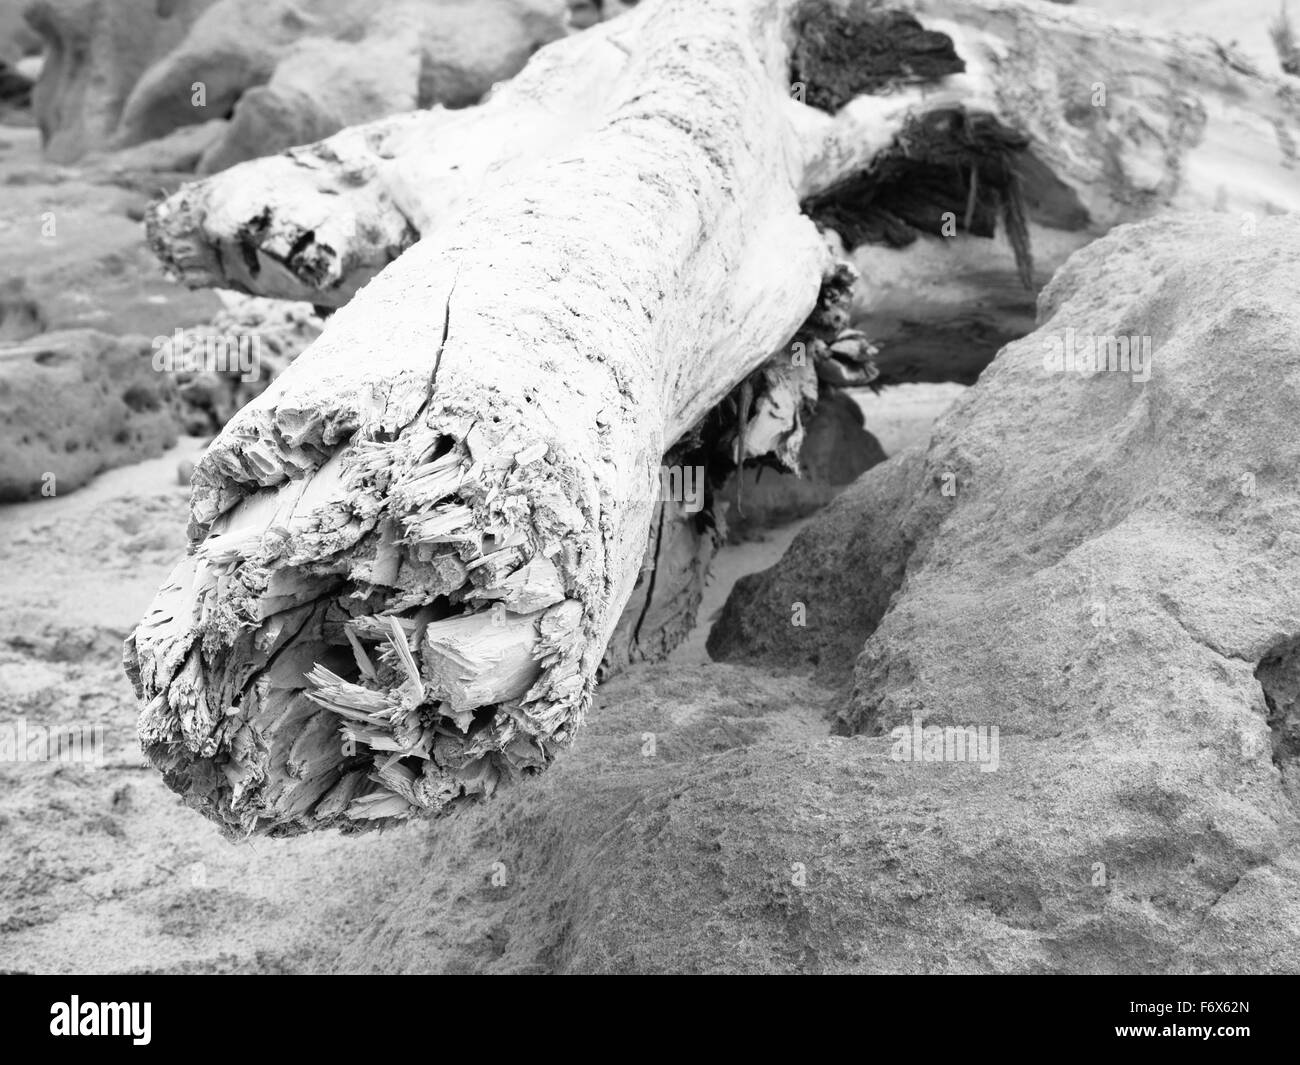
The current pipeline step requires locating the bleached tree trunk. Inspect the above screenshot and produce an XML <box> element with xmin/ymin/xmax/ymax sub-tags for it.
<box><xmin>128</xmin><ymin>0</ymin><xmax>1300</xmax><ymax>836</ymax></box>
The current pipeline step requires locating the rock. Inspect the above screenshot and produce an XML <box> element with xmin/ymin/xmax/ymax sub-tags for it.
<box><xmin>114</xmin><ymin>0</ymin><xmax>570</xmax><ymax>166</ymax></box>
<box><xmin>25</xmin><ymin>0</ymin><xmax>217</xmax><ymax>163</ymax></box>
<box><xmin>85</xmin><ymin>117</ymin><xmax>227</xmax><ymax>174</ymax></box>
<box><xmin>0</xmin><ymin>139</ymin><xmax>224</xmax><ymax>338</ymax></box>
<box><xmin>0</xmin><ymin>1</ymin><xmax>41</xmax><ymax>66</ymax></box>
<box><xmin>195</xmin><ymin>36</ymin><xmax>421</xmax><ymax>174</ymax></box>
<box><xmin>112</xmin><ymin>0</ymin><xmax>355</xmax><ymax>150</ymax></box>
<box><xmin>708</xmin><ymin>445</ymin><xmax>934</xmax><ymax>680</ymax></box>
<box><xmin>714</xmin><ymin>215</ymin><xmax>1300</xmax><ymax>701</ymax></box>
<box><xmin>566</xmin><ymin>0</ymin><xmax>601</xmax><ymax>29</ymax></box>
<box><xmin>0</xmin><ymin>277</ymin><xmax>45</xmax><ymax>342</ymax></box>
<box><xmin>405</xmin><ymin>0</ymin><xmax>571</xmax><ymax>109</ymax></box>
<box><xmin>839</xmin><ymin>213</ymin><xmax>1300</xmax><ymax>747</ymax></box>
<box><xmin>0</xmin><ymin>329</ymin><xmax>181</xmax><ymax>500</ymax></box>
<box><xmin>0</xmin><ymin>137</ymin><xmax>317</xmax><ymax>497</ymax></box>
<box><xmin>690</xmin><ymin>213</ymin><xmax>1300</xmax><ymax>971</ymax></box>
<box><xmin>720</xmin><ymin>389</ymin><xmax>887</xmax><ymax>537</ymax></box>
<box><xmin>162</xmin><ymin>292</ymin><xmax>324</xmax><ymax>434</ymax></box>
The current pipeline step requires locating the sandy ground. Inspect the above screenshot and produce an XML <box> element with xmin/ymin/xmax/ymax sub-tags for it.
<box><xmin>0</xmin><ymin>383</ymin><xmax>960</xmax><ymax>972</ymax></box>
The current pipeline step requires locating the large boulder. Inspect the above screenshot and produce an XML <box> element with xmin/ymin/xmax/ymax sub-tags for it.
<box><xmin>0</xmin><ymin>330</ymin><xmax>181</xmax><ymax>500</ymax></box>
<box><xmin>693</xmin><ymin>213</ymin><xmax>1300</xmax><ymax>970</ymax></box>
<box><xmin>114</xmin><ymin>0</ymin><xmax>383</xmax><ymax>150</ymax></box>
<box><xmin>193</xmin><ymin>34</ymin><xmax>422</xmax><ymax>174</ymax></box>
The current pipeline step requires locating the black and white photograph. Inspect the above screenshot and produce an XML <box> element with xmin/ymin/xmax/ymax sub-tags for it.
<box><xmin>0</xmin><ymin>0</ymin><xmax>1297</xmax><ymax>1005</ymax></box>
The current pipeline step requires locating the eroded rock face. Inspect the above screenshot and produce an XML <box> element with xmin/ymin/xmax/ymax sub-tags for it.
<box><xmin>0</xmin><ymin>330</ymin><xmax>180</xmax><ymax>500</ymax></box>
<box><xmin>686</xmin><ymin>214</ymin><xmax>1300</xmax><ymax>971</ymax></box>
<box><xmin>841</xmin><ymin>213</ymin><xmax>1300</xmax><ymax>751</ymax></box>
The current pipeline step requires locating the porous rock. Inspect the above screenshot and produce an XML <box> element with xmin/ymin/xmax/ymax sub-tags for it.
<box><xmin>0</xmin><ymin>329</ymin><xmax>180</xmax><ymax>500</ymax></box>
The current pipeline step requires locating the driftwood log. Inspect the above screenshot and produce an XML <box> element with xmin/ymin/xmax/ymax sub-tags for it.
<box><xmin>127</xmin><ymin>0</ymin><xmax>1300</xmax><ymax>837</ymax></box>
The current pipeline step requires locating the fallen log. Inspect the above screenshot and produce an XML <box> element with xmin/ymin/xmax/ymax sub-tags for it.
<box><xmin>127</xmin><ymin>0</ymin><xmax>1300</xmax><ymax>837</ymax></box>
<box><xmin>127</xmin><ymin>0</ymin><xmax>861</xmax><ymax>835</ymax></box>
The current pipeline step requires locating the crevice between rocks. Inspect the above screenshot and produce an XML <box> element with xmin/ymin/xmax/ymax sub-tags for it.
<box><xmin>1256</xmin><ymin>637</ymin><xmax>1300</xmax><ymax>813</ymax></box>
